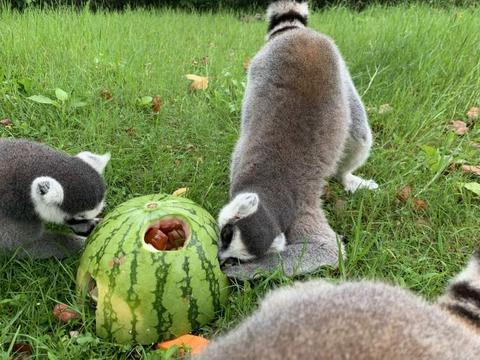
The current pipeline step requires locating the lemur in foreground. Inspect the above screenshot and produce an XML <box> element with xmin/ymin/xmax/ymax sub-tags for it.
<box><xmin>217</xmin><ymin>1</ymin><xmax>377</xmax><ymax>278</ymax></box>
<box><xmin>0</xmin><ymin>139</ymin><xmax>110</xmax><ymax>259</ymax></box>
<box><xmin>199</xmin><ymin>252</ymin><xmax>480</xmax><ymax>360</ymax></box>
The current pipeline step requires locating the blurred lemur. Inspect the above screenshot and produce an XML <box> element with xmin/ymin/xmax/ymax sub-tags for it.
<box><xmin>218</xmin><ymin>1</ymin><xmax>377</xmax><ymax>278</ymax></box>
<box><xmin>199</xmin><ymin>252</ymin><xmax>480</xmax><ymax>359</ymax></box>
<box><xmin>0</xmin><ymin>139</ymin><xmax>110</xmax><ymax>259</ymax></box>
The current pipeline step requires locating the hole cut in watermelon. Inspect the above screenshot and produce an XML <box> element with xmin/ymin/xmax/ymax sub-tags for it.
<box><xmin>144</xmin><ymin>218</ymin><xmax>189</xmax><ymax>251</ymax></box>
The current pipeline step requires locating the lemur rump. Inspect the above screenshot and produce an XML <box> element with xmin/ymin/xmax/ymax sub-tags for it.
<box><xmin>218</xmin><ymin>1</ymin><xmax>377</xmax><ymax>278</ymax></box>
<box><xmin>199</xmin><ymin>253</ymin><xmax>480</xmax><ymax>360</ymax></box>
<box><xmin>0</xmin><ymin>139</ymin><xmax>109</xmax><ymax>259</ymax></box>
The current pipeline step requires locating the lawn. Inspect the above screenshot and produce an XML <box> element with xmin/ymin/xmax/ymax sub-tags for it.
<box><xmin>0</xmin><ymin>3</ymin><xmax>479</xmax><ymax>359</ymax></box>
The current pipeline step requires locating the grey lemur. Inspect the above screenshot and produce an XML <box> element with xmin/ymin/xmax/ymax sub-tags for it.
<box><xmin>0</xmin><ymin>139</ymin><xmax>110</xmax><ymax>259</ymax></box>
<box><xmin>217</xmin><ymin>1</ymin><xmax>377</xmax><ymax>279</ymax></box>
<box><xmin>199</xmin><ymin>252</ymin><xmax>480</xmax><ymax>360</ymax></box>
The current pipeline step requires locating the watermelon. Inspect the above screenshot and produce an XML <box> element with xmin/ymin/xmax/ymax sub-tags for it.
<box><xmin>76</xmin><ymin>194</ymin><xmax>229</xmax><ymax>344</ymax></box>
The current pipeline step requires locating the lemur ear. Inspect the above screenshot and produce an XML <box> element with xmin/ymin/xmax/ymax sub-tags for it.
<box><xmin>218</xmin><ymin>193</ymin><xmax>259</xmax><ymax>227</ymax></box>
<box><xmin>77</xmin><ymin>151</ymin><xmax>111</xmax><ymax>174</ymax></box>
<box><xmin>31</xmin><ymin>176</ymin><xmax>64</xmax><ymax>205</ymax></box>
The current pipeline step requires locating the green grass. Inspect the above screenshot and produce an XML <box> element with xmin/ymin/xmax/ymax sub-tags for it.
<box><xmin>1</xmin><ymin>4</ymin><xmax>479</xmax><ymax>359</ymax></box>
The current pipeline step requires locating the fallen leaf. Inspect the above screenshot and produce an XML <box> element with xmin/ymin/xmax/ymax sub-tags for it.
<box><xmin>202</xmin><ymin>56</ymin><xmax>209</xmax><ymax>65</ymax></box>
<box><xmin>413</xmin><ymin>198</ymin><xmax>428</xmax><ymax>211</ymax></box>
<box><xmin>172</xmin><ymin>188</ymin><xmax>188</xmax><ymax>197</ymax></box>
<box><xmin>461</xmin><ymin>165</ymin><xmax>480</xmax><ymax>176</ymax></box>
<box><xmin>152</xmin><ymin>96</ymin><xmax>162</xmax><ymax>113</ymax></box>
<box><xmin>396</xmin><ymin>185</ymin><xmax>412</xmax><ymax>202</ymax></box>
<box><xmin>334</xmin><ymin>199</ymin><xmax>346</xmax><ymax>213</ymax></box>
<box><xmin>100</xmin><ymin>89</ymin><xmax>113</xmax><ymax>100</ymax></box>
<box><xmin>378</xmin><ymin>104</ymin><xmax>392</xmax><ymax>114</ymax></box>
<box><xmin>53</xmin><ymin>303</ymin><xmax>80</xmax><ymax>323</ymax></box>
<box><xmin>0</xmin><ymin>118</ymin><xmax>13</xmax><ymax>128</ymax></box>
<box><xmin>464</xmin><ymin>182</ymin><xmax>480</xmax><ymax>196</ymax></box>
<box><xmin>186</xmin><ymin>74</ymin><xmax>208</xmax><ymax>91</ymax></box>
<box><xmin>243</xmin><ymin>58</ymin><xmax>251</xmax><ymax>72</ymax></box>
<box><xmin>467</xmin><ymin>107</ymin><xmax>480</xmax><ymax>120</ymax></box>
<box><xmin>449</xmin><ymin>120</ymin><xmax>468</xmax><ymax>135</ymax></box>
<box><xmin>69</xmin><ymin>331</ymin><xmax>80</xmax><ymax>338</ymax></box>
<box><xmin>12</xmin><ymin>343</ymin><xmax>33</xmax><ymax>360</ymax></box>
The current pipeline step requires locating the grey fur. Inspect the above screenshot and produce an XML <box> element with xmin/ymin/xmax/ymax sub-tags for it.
<box><xmin>0</xmin><ymin>139</ymin><xmax>108</xmax><ymax>259</ymax></box>
<box><xmin>218</xmin><ymin>1</ymin><xmax>376</xmax><ymax>279</ymax></box>
<box><xmin>199</xmin><ymin>254</ymin><xmax>480</xmax><ymax>360</ymax></box>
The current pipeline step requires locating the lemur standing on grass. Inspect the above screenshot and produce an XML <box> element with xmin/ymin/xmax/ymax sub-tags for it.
<box><xmin>217</xmin><ymin>1</ymin><xmax>377</xmax><ymax>278</ymax></box>
<box><xmin>0</xmin><ymin>139</ymin><xmax>110</xmax><ymax>259</ymax></box>
<box><xmin>199</xmin><ymin>252</ymin><xmax>480</xmax><ymax>360</ymax></box>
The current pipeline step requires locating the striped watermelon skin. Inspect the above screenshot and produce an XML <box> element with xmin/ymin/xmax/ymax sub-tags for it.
<box><xmin>76</xmin><ymin>194</ymin><xmax>229</xmax><ymax>344</ymax></box>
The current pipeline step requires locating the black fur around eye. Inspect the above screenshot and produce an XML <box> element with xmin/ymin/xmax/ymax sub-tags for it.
<box><xmin>220</xmin><ymin>224</ymin><xmax>234</xmax><ymax>247</ymax></box>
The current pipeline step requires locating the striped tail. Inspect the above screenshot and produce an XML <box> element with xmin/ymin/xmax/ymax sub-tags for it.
<box><xmin>266</xmin><ymin>1</ymin><xmax>309</xmax><ymax>39</ymax></box>
<box><xmin>439</xmin><ymin>251</ymin><xmax>480</xmax><ymax>330</ymax></box>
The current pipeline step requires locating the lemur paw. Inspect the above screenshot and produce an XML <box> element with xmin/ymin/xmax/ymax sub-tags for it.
<box><xmin>342</xmin><ymin>174</ymin><xmax>378</xmax><ymax>193</ymax></box>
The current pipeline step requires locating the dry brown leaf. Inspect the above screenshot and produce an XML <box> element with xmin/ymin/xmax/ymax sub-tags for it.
<box><xmin>467</xmin><ymin>107</ymin><xmax>480</xmax><ymax>120</ymax></box>
<box><xmin>461</xmin><ymin>165</ymin><xmax>480</xmax><ymax>176</ymax></box>
<box><xmin>186</xmin><ymin>74</ymin><xmax>208</xmax><ymax>91</ymax></box>
<box><xmin>396</xmin><ymin>185</ymin><xmax>412</xmax><ymax>202</ymax></box>
<box><xmin>53</xmin><ymin>303</ymin><xmax>80</xmax><ymax>323</ymax></box>
<box><xmin>152</xmin><ymin>96</ymin><xmax>162</xmax><ymax>113</ymax></box>
<box><xmin>449</xmin><ymin>120</ymin><xmax>468</xmax><ymax>135</ymax></box>
<box><xmin>172</xmin><ymin>187</ymin><xmax>188</xmax><ymax>197</ymax></box>
<box><xmin>243</xmin><ymin>58</ymin><xmax>251</xmax><ymax>72</ymax></box>
<box><xmin>100</xmin><ymin>89</ymin><xmax>113</xmax><ymax>101</ymax></box>
<box><xmin>12</xmin><ymin>343</ymin><xmax>33</xmax><ymax>360</ymax></box>
<box><xmin>413</xmin><ymin>198</ymin><xmax>428</xmax><ymax>211</ymax></box>
<box><xmin>0</xmin><ymin>118</ymin><xmax>13</xmax><ymax>128</ymax></box>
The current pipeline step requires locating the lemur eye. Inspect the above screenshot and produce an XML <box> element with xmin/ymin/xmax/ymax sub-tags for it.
<box><xmin>220</xmin><ymin>224</ymin><xmax>234</xmax><ymax>247</ymax></box>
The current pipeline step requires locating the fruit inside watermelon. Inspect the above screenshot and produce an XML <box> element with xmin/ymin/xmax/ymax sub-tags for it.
<box><xmin>144</xmin><ymin>218</ymin><xmax>189</xmax><ymax>251</ymax></box>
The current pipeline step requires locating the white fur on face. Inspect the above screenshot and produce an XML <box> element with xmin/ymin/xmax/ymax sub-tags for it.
<box><xmin>77</xmin><ymin>151</ymin><xmax>111</xmax><ymax>174</ymax></box>
<box><xmin>218</xmin><ymin>192</ymin><xmax>259</xmax><ymax>228</ymax></box>
<box><xmin>31</xmin><ymin>176</ymin><xmax>68</xmax><ymax>224</ymax></box>
<box><xmin>218</xmin><ymin>228</ymin><xmax>255</xmax><ymax>262</ymax></box>
<box><xmin>73</xmin><ymin>199</ymin><xmax>105</xmax><ymax>220</ymax></box>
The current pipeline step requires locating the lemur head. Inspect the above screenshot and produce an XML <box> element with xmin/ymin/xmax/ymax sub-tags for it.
<box><xmin>217</xmin><ymin>193</ymin><xmax>286</xmax><ymax>263</ymax></box>
<box><xmin>30</xmin><ymin>151</ymin><xmax>110</xmax><ymax>235</ymax></box>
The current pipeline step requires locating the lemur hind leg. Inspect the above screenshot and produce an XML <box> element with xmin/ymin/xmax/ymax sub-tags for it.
<box><xmin>222</xmin><ymin>207</ymin><xmax>344</xmax><ymax>280</ymax></box>
<box><xmin>336</xmin><ymin>83</ymin><xmax>378</xmax><ymax>193</ymax></box>
<box><xmin>20</xmin><ymin>232</ymin><xmax>86</xmax><ymax>260</ymax></box>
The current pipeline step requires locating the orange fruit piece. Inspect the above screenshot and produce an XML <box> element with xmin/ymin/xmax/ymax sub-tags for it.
<box><xmin>156</xmin><ymin>334</ymin><xmax>209</xmax><ymax>355</ymax></box>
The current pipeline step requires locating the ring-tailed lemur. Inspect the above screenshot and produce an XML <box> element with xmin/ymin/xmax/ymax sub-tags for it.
<box><xmin>198</xmin><ymin>252</ymin><xmax>480</xmax><ymax>360</ymax></box>
<box><xmin>217</xmin><ymin>1</ymin><xmax>377</xmax><ymax>279</ymax></box>
<box><xmin>0</xmin><ymin>139</ymin><xmax>110</xmax><ymax>259</ymax></box>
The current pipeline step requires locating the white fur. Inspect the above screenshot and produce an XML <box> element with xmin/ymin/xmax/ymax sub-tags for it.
<box><xmin>218</xmin><ymin>193</ymin><xmax>259</xmax><ymax>228</ymax></box>
<box><xmin>451</xmin><ymin>257</ymin><xmax>480</xmax><ymax>289</ymax></box>
<box><xmin>266</xmin><ymin>1</ymin><xmax>309</xmax><ymax>20</ymax></box>
<box><xmin>269</xmin><ymin>233</ymin><xmax>287</xmax><ymax>253</ymax></box>
<box><xmin>73</xmin><ymin>200</ymin><xmax>105</xmax><ymax>220</ymax></box>
<box><xmin>77</xmin><ymin>151</ymin><xmax>111</xmax><ymax>174</ymax></box>
<box><xmin>31</xmin><ymin>176</ymin><xmax>68</xmax><ymax>224</ymax></box>
<box><xmin>342</xmin><ymin>174</ymin><xmax>379</xmax><ymax>193</ymax></box>
<box><xmin>218</xmin><ymin>229</ymin><xmax>256</xmax><ymax>262</ymax></box>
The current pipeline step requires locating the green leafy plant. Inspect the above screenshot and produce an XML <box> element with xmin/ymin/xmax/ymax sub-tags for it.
<box><xmin>27</xmin><ymin>88</ymin><xmax>87</xmax><ymax>110</ymax></box>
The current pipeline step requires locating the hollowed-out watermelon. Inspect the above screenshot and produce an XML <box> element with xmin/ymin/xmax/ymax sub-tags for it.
<box><xmin>76</xmin><ymin>194</ymin><xmax>229</xmax><ymax>344</ymax></box>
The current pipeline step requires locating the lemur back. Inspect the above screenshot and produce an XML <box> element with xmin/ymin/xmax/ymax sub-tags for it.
<box><xmin>199</xmin><ymin>254</ymin><xmax>480</xmax><ymax>360</ymax></box>
<box><xmin>217</xmin><ymin>1</ymin><xmax>377</xmax><ymax>279</ymax></box>
<box><xmin>0</xmin><ymin>139</ymin><xmax>110</xmax><ymax>259</ymax></box>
